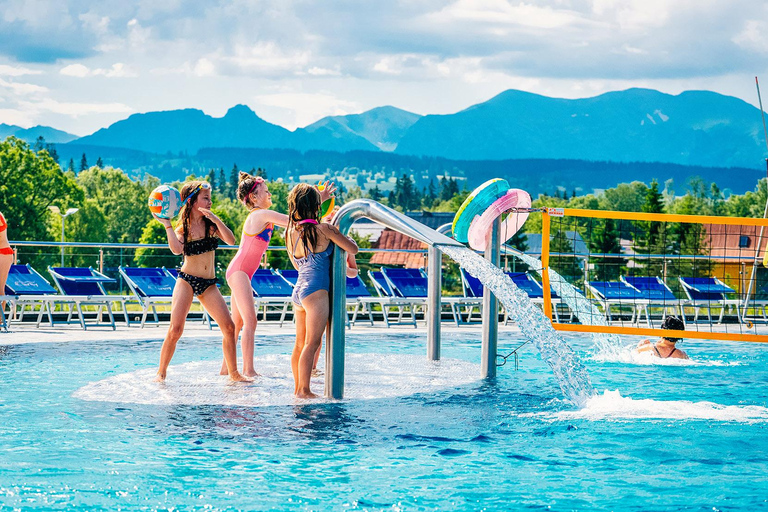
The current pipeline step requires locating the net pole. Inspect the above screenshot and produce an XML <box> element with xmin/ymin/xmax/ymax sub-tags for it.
<box><xmin>742</xmin><ymin>77</ymin><xmax>768</xmax><ymax>320</ymax></box>
<box><xmin>541</xmin><ymin>211</ymin><xmax>553</xmax><ymax>320</ymax></box>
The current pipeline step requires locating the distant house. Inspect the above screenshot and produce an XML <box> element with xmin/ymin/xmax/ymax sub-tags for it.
<box><xmin>705</xmin><ymin>224</ymin><xmax>767</xmax><ymax>292</ymax></box>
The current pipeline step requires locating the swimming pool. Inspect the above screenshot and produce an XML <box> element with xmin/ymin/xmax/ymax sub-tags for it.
<box><xmin>1</xmin><ymin>331</ymin><xmax>767</xmax><ymax>510</ymax></box>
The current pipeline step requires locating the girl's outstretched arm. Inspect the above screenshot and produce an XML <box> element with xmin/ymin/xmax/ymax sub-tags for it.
<box><xmin>153</xmin><ymin>213</ymin><xmax>184</xmax><ymax>255</ymax></box>
<box><xmin>257</xmin><ymin>209</ymin><xmax>289</xmax><ymax>228</ymax></box>
<box><xmin>199</xmin><ymin>208</ymin><xmax>236</xmax><ymax>245</ymax></box>
<box><xmin>324</xmin><ymin>224</ymin><xmax>358</xmax><ymax>255</ymax></box>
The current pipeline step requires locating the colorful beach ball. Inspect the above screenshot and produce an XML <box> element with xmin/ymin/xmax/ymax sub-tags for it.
<box><xmin>148</xmin><ymin>185</ymin><xmax>182</xmax><ymax>219</ymax></box>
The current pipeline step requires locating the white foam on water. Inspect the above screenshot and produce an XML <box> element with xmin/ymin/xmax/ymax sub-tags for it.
<box><xmin>524</xmin><ymin>389</ymin><xmax>768</xmax><ymax>423</ymax></box>
<box><xmin>588</xmin><ymin>346</ymin><xmax>742</xmax><ymax>366</ymax></box>
<box><xmin>73</xmin><ymin>353</ymin><xmax>480</xmax><ymax>407</ymax></box>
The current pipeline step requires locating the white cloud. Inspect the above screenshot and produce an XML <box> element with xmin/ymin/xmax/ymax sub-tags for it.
<box><xmin>0</xmin><ymin>78</ymin><xmax>48</xmax><ymax>95</ymax></box>
<box><xmin>60</xmin><ymin>62</ymin><xmax>136</xmax><ymax>78</ymax></box>
<box><xmin>0</xmin><ymin>108</ymin><xmax>34</xmax><ymax>126</ymax></box>
<box><xmin>193</xmin><ymin>58</ymin><xmax>215</xmax><ymax>77</ymax></box>
<box><xmin>733</xmin><ymin>20</ymin><xmax>768</xmax><ymax>53</ymax></box>
<box><xmin>19</xmin><ymin>98</ymin><xmax>133</xmax><ymax>116</ymax></box>
<box><xmin>0</xmin><ymin>64</ymin><xmax>42</xmax><ymax>77</ymax></box>
<box><xmin>429</xmin><ymin>0</ymin><xmax>586</xmax><ymax>30</ymax></box>
<box><xmin>224</xmin><ymin>43</ymin><xmax>311</xmax><ymax>76</ymax></box>
<box><xmin>60</xmin><ymin>63</ymin><xmax>91</xmax><ymax>77</ymax></box>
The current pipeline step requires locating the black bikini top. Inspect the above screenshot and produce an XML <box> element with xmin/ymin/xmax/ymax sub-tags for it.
<box><xmin>184</xmin><ymin>236</ymin><xmax>218</xmax><ymax>256</ymax></box>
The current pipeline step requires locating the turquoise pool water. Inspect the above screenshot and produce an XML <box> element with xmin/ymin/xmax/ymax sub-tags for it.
<box><xmin>1</xmin><ymin>331</ymin><xmax>767</xmax><ymax>510</ymax></box>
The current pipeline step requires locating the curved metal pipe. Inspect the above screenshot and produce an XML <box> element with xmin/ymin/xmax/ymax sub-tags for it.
<box><xmin>326</xmin><ymin>200</ymin><xmax>465</xmax><ymax>399</ymax></box>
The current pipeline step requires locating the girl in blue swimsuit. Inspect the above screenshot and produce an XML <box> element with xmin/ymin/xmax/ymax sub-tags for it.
<box><xmin>285</xmin><ymin>183</ymin><xmax>358</xmax><ymax>398</ymax></box>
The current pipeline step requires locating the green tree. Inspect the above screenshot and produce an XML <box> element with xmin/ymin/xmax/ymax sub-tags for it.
<box><xmin>76</xmin><ymin>166</ymin><xmax>151</xmax><ymax>243</ymax></box>
<box><xmin>95</xmin><ymin>157</ymin><xmax>104</xmax><ymax>168</ymax></box>
<box><xmin>229</xmin><ymin>164</ymin><xmax>239</xmax><ymax>199</ymax></box>
<box><xmin>632</xmin><ymin>179</ymin><xmax>669</xmax><ymax>276</ymax></box>
<box><xmin>588</xmin><ymin>218</ymin><xmax>625</xmax><ymax>281</ymax></box>
<box><xmin>79</xmin><ymin>153</ymin><xmax>88</xmax><ymax>172</ymax></box>
<box><xmin>0</xmin><ymin>137</ymin><xmax>83</xmax><ymax>242</ymax></box>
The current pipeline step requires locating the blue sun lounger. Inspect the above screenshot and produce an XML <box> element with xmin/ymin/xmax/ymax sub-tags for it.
<box><xmin>678</xmin><ymin>277</ymin><xmax>740</xmax><ymax>324</ymax></box>
<box><xmin>251</xmin><ymin>269</ymin><xmax>294</xmax><ymax>326</ymax></box>
<box><xmin>47</xmin><ymin>266</ymin><xmax>129</xmax><ymax>329</ymax></box>
<box><xmin>367</xmin><ymin>270</ymin><xmax>422</xmax><ymax>327</ymax></box>
<box><xmin>587</xmin><ymin>281</ymin><xmax>649</xmax><ymax>324</ymax></box>
<box><xmin>119</xmin><ymin>266</ymin><xmax>178</xmax><ymax>327</ymax></box>
<box><xmin>621</xmin><ymin>276</ymin><xmax>685</xmax><ymax>326</ymax></box>
<box><xmin>382</xmin><ymin>267</ymin><xmax>480</xmax><ymax>327</ymax></box>
<box><xmin>4</xmin><ymin>264</ymin><xmax>67</xmax><ymax>328</ymax></box>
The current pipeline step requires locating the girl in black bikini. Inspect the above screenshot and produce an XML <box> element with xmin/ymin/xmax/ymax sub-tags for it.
<box><xmin>153</xmin><ymin>181</ymin><xmax>251</xmax><ymax>382</ymax></box>
<box><xmin>637</xmin><ymin>316</ymin><xmax>689</xmax><ymax>360</ymax></box>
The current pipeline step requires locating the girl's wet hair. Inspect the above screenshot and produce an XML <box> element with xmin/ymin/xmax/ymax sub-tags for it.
<box><xmin>661</xmin><ymin>315</ymin><xmax>684</xmax><ymax>342</ymax></box>
<box><xmin>237</xmin><ymin>172</ymin><xmax>265</xmax><ymax>208</ymax></box>
<box><xmin>179</xmin><ymin>180</ymin><xmax>214</xmax><ymax>247</ymax></box>
<box><xmin>288</xmin><ymin>183</ymin><xmax>322</xmax><ymax>253</ymax></box>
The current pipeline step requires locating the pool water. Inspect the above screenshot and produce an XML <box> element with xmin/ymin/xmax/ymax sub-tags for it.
<box><xmin>1</xmin><ymin>331</ymin><xmax>767</xmax><ymax>510</ymax></box>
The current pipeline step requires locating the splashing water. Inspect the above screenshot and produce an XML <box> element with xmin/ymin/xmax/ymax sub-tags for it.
<box><xmin>442</xmin><ymin>246</ymin><xmax>595</xmax><ymax>406</ymax></box>
<box><xmin>514</xmin><ymin>252</ymin><xmax>625</xmax><ymax>356</ymax></box>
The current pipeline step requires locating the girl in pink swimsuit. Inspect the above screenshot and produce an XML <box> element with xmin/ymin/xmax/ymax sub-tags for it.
<box><xmin>222</xmin><ymin>172</ymin><xmax>336</xmax><ymax>377</ymax></box>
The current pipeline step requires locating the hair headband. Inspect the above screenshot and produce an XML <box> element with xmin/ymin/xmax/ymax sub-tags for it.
<box><xmin>182</xmin><ymin>182</ymin><xmax>211</xmax><ymax>205</ymax></box>
<box><xmin>297</xmin><ymin>219</ymin><xmax>318</xmax><ymax>225</ymax></box>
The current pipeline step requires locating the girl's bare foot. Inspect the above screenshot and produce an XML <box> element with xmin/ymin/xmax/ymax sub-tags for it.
<box><xmin>296</xmin><ymin>389</ymin><xmax>319</xmax><ymax>399</ymax></box>
<box><xmin>219</xmin><ymin>361</ymin><xmax>228</xmax><ymax>375</ymax></box>
<box><xmin>311</xmin><ymin>368</ymin><xmax>322</xmax><ymax>377</ymax></box>
<box><xmin>154</xmin><ymin>372</ymin><xmax>166</xmax><ymax>382</ymax></box>
<box><xmin>243</xmin><ymin>369</ymin><xmax>260</xmax><ymax>378</ymax></box>
<box><xmin>229</xmin><ymin>371</ymin><xmax>253</xmax><ymax>383</ymax></box>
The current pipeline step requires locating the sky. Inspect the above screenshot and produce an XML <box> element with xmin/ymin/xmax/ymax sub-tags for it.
<box><xmin>1</xmin><ymin>0</ymin><xmax>768</xmax><ymax>136</ymax></box>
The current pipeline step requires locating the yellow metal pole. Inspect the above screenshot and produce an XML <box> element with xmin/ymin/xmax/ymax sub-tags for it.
<box><xmin>541</xmin><ymin>211</ymin><xmax>553</xmax><ymax>320</ymax></box>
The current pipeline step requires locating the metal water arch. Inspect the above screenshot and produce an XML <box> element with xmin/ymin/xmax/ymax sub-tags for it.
<box><xmin>326</xmin><ymin>199</ymin><xmax>502</xmax><ymax>399</ymax></box>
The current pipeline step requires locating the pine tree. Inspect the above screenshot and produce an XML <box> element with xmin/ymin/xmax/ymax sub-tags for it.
<box><xmin>257</xmin><ymin>167</ymin><xmax>268</xmax><ymax>179</ymax></box>
<box><xmin>633</xmin><ymin>179</ymin><xmax>668</xmax><ymax>276</ymax></box>
<box><xmin>218</xmin><ymin>168</ymin><xmax>226</xmax><ymax>197</ymax></box>
<box><xmin>368</xmin><ymin>185</ymin><xmax>382</xmax><ymax>201</ymax></box>
<box><xmin>95</xmin><ymin>157</ymin><xmax>104</xmax><ymax>168</ymax></box>
<box><xmin>230</xmin><ymin>164</ymin><xmax>239</xmax><ymax>199</ymax></box>
<box><xmin>207</xmin><ymin>169</ymin><xmax>216</xmax><ymax>188</ymax></box>
<box><xmin>67</xmin><ymin>158</ymin><xmax>75</xmax><ymax>174</ymax></box>
<box><xmin>34</xmin><ymin>136</ymin><xmax>45</xmax><ymax>152</ymax></box>
<box><xmin>79</xmin><ymin>153</ymin><xmax>88</xmax><ymax>172</ymax></box>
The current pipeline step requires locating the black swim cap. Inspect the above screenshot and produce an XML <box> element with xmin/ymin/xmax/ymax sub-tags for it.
<box><xmin>661</xmin><ymin>316</ymin><xmax>684</xmax><ymax>342</ymax></box>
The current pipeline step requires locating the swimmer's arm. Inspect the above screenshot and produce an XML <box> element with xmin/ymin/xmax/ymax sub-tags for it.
<box><xmin>324</xmin><ymin>224</ymin><xmax>358</xmax><ymax>255</ymax></box>
<box><xmin>153</xmin><ymin>213</ymin><xmax>184</xmax><ymax>255</ymax></box>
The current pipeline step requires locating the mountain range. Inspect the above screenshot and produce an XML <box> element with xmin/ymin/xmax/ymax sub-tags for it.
<box><xmin>0</xmin><ymin>123</ymin><xmax>78</xmax><ymax>144</ymax></box>
<box><xmin>54</xmin><ymin>88</ymin><xmax>768</xmax><ymax>169</ymax></box>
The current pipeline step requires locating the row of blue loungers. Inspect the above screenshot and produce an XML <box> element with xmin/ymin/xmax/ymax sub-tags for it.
<box><xmin>1</xmin><ymin>264</ymin><xmax>570</xmax><ymax>331</ymax></box>
<box><xmin>586</xmin><ymin>276</ymin><xmax>751</xmax><ymax>326</ymax></box>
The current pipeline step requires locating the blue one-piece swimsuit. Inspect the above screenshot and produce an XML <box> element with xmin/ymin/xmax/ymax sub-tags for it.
<box><xmin>290</xmin><ymin>237</ymin><xmax>334</xmax><ymax>307</ymax></box>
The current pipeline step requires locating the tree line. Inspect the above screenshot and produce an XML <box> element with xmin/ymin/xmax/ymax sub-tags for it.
<box><xmin>3</xmin><ymin>135</ymin><xmax>768</xmax><ymax>292</ymax></box>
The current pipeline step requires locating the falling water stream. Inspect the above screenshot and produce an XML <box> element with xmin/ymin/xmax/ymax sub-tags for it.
<box><xmin>514</xmin><ymin>252</ymin><xmax>626</xmax><ymax>356</ymax></box>
<box><xmin>442</xmin><ymin>246</ymin><xmax>595</xmax><ymax>405</ymax></box>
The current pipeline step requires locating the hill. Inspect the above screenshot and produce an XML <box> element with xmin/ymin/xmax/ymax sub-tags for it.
<box><xmin>0</xmin><ymin>124</ymin><xmax>78</xmax><ymax>144</ymax></box>
<box><xmin>395</xmin><ymin>88</ymin><xmax>768</xmax><ymax>169</ymax></box>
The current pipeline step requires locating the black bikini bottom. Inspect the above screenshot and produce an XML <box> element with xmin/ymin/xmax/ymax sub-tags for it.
<box><xmin>178</xmin><ymin>271</ymin><xmax>218</xmax><ymax>296</ymax></box>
